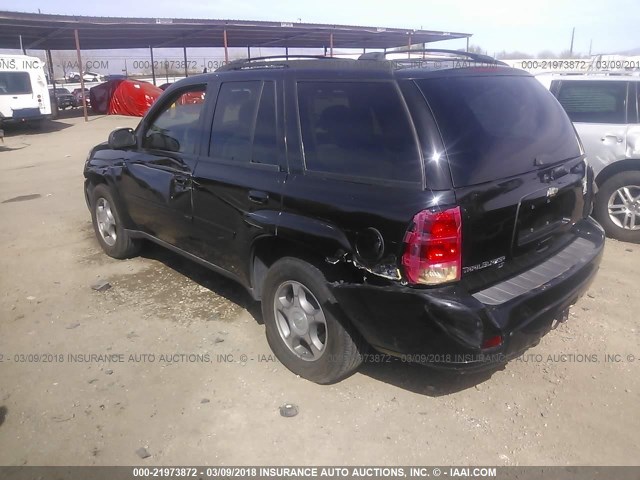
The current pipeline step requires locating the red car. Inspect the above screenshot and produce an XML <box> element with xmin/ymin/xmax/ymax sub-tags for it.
<box><xmin>72</xmin><ymin>88</ymin><xmax>91</xmax><ymax>107</ymax></box>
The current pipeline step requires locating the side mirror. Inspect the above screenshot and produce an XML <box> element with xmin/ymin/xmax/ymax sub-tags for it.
<box><xmin>108</xmin><ymin>128</ymin><xmax>136</xmax><ymax>150</ymax></box>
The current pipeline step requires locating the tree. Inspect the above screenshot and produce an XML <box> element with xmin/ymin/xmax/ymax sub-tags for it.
<box><xmin>51</xmin><ymin>50</ymin><xmax>80</xmax><ymax>81</ymax></box>
<box><xmin>496</xmin><ymin>50</ymin><xmax>534</xmax><ymax>59</ymax></box>
<box><xmin>559</xmin><ymin>49</ymin><xmax>587</xmax><ymax>59</ymax></box>
<box><xmin>466</xmin><ymin>44</ymin><xmax>487</xmax><ymax>55</ymax></box>
<box><xmin>537</xmin><ymin>50</ymin><xmax>557</xmax><ymax>59</ymax></box>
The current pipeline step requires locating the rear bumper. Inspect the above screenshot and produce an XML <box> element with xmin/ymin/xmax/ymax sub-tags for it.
<box><xmin>330</xmin><ymin>216</ymin><xmax>605</xmax><ymax>370</ymax></box>
<box><xmin>1</xmin><ymin>108</ymin><xmax>49</xmax><ymax>123</ymax></box>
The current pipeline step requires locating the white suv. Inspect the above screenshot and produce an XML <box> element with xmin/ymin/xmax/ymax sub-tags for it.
<box><xmin>546</xmin><ymin>75</ymin><xmax>640</xmax><ymax>242</ymax></box>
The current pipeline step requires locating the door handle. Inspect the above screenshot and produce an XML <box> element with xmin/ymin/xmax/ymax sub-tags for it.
<box><xmin>601</xmin><ymin>134</ymin><xmax>623</xmax><ymax>143</ymax></box>
<box><xmin>248</xmin><ymin>190</ymin><xmax>269</xmax><ymax>204</ymax></box>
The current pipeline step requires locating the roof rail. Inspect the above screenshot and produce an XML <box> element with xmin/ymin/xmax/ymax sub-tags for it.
<box><xmin>359</xmin><ymin>48</ymin><xmax>508</xmax><ymax>66</ymax></box>
<box><xmin>216</xmin><ymin>55</ymin><xmax>335</xmax><ymax>72</ymax></box>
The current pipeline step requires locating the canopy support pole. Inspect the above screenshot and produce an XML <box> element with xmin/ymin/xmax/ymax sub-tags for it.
<box><xmin>74</xmin><ymin>29</ymin><xmax>88</xmax><ymax>122</ymax></box>
<box><xmin>183</xmin><ymin>46</ymin><xmax>188</xmax><ymax>77</ymax></box>
<box><xmin>329</xmin><ymin>32</ymin><xmax>333</xmax><ymax>57</ymax></box>
<box><xmin>408</xmin><ymin>33</ymin><xmax>412</xmax><ymax>58</ymax></box>
<box><xmin>46</xmin><ymin>49</ymin><xmax>58</xmax><ymax>118</ymax></box>
<box><xmin>149</xmin><ymin>46</ymin><xmax>156</xmax><ymax>85</ymax></box>
<box><xmin>247</xmin><ymin>46</ymin><xmax>251</xmax><ymax>59</ymax></box>
<box><xmin>223</xmin><ymin>29</ymin><xmax>229</xmax><ymax>64</ymax></box>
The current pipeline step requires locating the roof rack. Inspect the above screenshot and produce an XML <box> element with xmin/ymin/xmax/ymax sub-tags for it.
<box><xmin>216</xmin><ymin>55</ymin><xmax>337</xmax><ymax>72</ymax></box>
<box><xmin>359</xmin><ymin>48</ymin><xmax>508</xmax><ymax>66</ymax></box>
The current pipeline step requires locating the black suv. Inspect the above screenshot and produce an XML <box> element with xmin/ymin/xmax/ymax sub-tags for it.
<box><xmin>49</xmin><ymin>87</ymin><xmax>77</xmax><ymax>110</ymax></box>
<box><xmin>84</xmin><ymin>51</ymin><xmax>605</xmax><ymax>384</ymax></box>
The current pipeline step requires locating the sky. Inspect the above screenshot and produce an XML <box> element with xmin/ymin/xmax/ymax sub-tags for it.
<box><xmin>0</xmin><ymin>0</ymin><xmax>638</xmax><ymax>56</ymax></box>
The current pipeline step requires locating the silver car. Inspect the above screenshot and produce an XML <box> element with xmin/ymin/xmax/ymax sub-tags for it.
<box><xmin>545</xmin><ymin>75</ymin><xmax>640</xmax><ymax>242</ymax></box>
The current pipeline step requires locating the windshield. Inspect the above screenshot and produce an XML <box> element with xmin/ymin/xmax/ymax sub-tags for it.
<box><xmin>416</xmin><ymin>75</ymin><xmax>581</xmax><ymax>187</ymax></box>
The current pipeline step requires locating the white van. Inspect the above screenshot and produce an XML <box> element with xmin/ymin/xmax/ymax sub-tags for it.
<box><xmin>0</xmin><ymin>54</ymin><xmax>52</xmax><ymax>126</ymax></box>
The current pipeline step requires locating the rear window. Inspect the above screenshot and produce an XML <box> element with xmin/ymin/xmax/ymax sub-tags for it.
<box><xmin>416</xmin><ymin>75</ymin><xmax>580</xmax><ymax>187</ymax></box>
<box><xmin>297</xmin><ymin>81</ymin><xmax>421</xmax><ymax>183</ymax></box>
<box><xmin>0</xmin><ymin>72</ymin><xmax>32</xmax><ymax>95</ymax></box>
<box><xmin>556</xmin><ymin>80</ymin><xmax>627</xmax><ymax>124</ymax></box>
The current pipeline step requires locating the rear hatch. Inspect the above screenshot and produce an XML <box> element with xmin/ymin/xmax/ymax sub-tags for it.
<box><xmin>415</xmin><ymin>72</ymin><xmax>587</xmax><ymax>291</ymax></box>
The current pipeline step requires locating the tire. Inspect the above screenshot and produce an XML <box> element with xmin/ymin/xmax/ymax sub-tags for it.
<box><xmin>594</xmin><ymin>170</ymin><xmax>640</xmax><ymax>243</ymax></box>
<box><xmin>90</xmin><ymin>184</ymin><xmax>141</xmax><ymax>258</ymax></box>
<box><xmin>261</xmin><ymin>257</ymin><xmax>365</xmax><ymax>384</ymax></box>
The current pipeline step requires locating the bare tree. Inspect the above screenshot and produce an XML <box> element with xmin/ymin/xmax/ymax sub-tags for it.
<box><xmin>51</xmin><ymin>50</ymin><xmax>80</xmax><ymax>81</ymax></box>
<box><xmin>537</xmin><ymin>50</ymin><xmax>558</xmax><ymax>59</ymax></box>
<box><xmin>559</xmin><ymin>49</ymin><xmax>587</xmax><ymax>59</ymax></box>
<box><xmin>466</xmin><ymin>44</ymin><xmax>487</xmax><ymax>55</ymax></box>
<box><xmin>496</xmin><ymin>50</ymin><xmax>534</xmax><ymax>59</ymax></box>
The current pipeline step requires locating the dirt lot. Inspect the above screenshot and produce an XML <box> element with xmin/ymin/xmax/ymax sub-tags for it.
<box><xmin>0</xmin><ymin>115</ymin><xmax>638</xmax><ymax>466</ymax></box>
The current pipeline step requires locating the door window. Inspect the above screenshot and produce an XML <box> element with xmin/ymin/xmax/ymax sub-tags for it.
<box><xmin>252</xmin><ymin>82</ymin><xmax>278</xmax><ymax>165</ymax></box>
<box><xmin>556</xmin><ymin>81</ymin><xmax>627</xmax><ymax>124</ymax></box>
<box><xmin>209</xmin><ymin>81</ymin><xmax>279</xmax><ymax>165</ymax></box>
<box><xmin>142</xmin><ymin>85</ymin><xmax>207</xmax><ymax>154</ymax></box>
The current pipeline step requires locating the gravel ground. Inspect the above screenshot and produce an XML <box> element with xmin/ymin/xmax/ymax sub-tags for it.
<box><xmin>0</xmin><ymin>115</ymin><xmax>638</xmax><ymax>466</ymax></box>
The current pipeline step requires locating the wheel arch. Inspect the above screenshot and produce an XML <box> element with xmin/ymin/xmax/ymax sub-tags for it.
<box><xmin>85</xmin><ymin>171</ymin><xmax>137</xmax><ymax>230</ymax></box>
<box><xmin>594</xmin><ymin>158</ymin><xmax>640</xmax><ymax>187</ymax></box>
<box><xmin>249</xmin><ymin>235</ymin><xmax>358</xmax><ymax>301</ymax></box>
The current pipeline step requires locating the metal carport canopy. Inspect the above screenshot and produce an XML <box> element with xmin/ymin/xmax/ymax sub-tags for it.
<box><xmin>0</xmin><ymin>11</ymin><xmax>471</xmax><ymax>50</ymax></box>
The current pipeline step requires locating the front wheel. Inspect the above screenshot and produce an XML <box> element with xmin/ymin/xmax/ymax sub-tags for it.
<box><xmin>261</xmin><ymin>257</ymin><xmax>365</xmax><ymax>384</ymax></box>
<box><xmin>594</xmin><ymin>171</ymin><xmax>640</xmax><ymax>243</ymax></box>
<box><xmin>90</xmin><ymin>184</ymin><xmax>141</xmax><ymax>258</ymax></box>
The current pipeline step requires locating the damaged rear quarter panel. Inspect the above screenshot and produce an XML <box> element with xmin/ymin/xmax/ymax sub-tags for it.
<box><xmin>277</xmin><ymin>172</ymin><xmax>456</xmax><ymax>282</ymax></box>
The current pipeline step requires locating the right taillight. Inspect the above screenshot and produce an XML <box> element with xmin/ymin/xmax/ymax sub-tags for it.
<box><xmin>401</xmin><ymin>206</ymin><xmax>462</xmax><ymax>285</ymax></box>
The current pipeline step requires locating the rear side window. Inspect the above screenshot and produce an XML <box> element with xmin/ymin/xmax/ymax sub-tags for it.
<box><xmin>209</xmin><ymin>81</ymin><xmax>278</xmax><ymax>165</ymax></box>
<box><xmin>0</xmin><ymin>72</ymin><xmax>32</xmax><ymax>95</ymax></box>
<box><xmin>297</xmin><ymin>81</ymin><xmax>421</xmax><ymax>183</ymax></box>
<box><xmin>416</xmin><ymin>75</ymin><xmax>581</xmax><ymax>187</ymax></box>
<box><xmin>556</xmin><ymin>81</ymin><xmax>627</xmax><ymax>124</ymax></box>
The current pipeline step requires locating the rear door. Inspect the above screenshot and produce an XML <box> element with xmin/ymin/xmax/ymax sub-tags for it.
<box><xmin>190</xmin><ymin>75</ymin><xmax>286</xmax><ymax>284</ymax></box>
<box><xmin>415</xmin><ymin>73</ymin><xmax>587</xmax><ymax>290</ymax></box>
<box><xmin>0</xmin><ymin>71</ymin><xmax>37</xmax><ymax>116</ymax></box>
<box><xmin>552</xmin><ymin>79</ymin><xmax>630</xmax><ymax>175</ymax></box>
<box><xmin>280</xmin><ymin>75</ymin><xmax>431</xmax><ymax>277</ymax></box>
<box><xmin>119</xmin><ymin>83</ymin><xmax>209</xmax><ymax>250</ymax></box>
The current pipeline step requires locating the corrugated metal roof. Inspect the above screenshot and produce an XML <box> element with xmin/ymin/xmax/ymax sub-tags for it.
<box><xmin>0</xmin><ymin>10</ymin><xmax>471</xmax><ymax>51</ymax></box>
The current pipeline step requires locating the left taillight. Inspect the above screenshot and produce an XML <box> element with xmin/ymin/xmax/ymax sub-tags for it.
<box><xmin>401</xmin><ymin>206</ymin><xmax>462</xmax><ymax>286</ymax></box>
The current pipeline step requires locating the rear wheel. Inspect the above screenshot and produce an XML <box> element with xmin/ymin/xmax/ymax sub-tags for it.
<box><xmin>261</xmin><ymin>257</ymin><xmax>364</xmax><ymax>384</ymax></box>
<box><xmin>90</xmin><ymin>184</ymin><xmax>141</xmax><ymax>258</ymax></box>
<box><xmin>594</xmin><ymin>171</ymin><xmax>640</xmax><ymax>243</ymax></box>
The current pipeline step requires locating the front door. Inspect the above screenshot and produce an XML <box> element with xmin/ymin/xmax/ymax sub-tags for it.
<box><xmin>119</xmin><ymin>84</ymin><xmax>209</xmax><ymax>250</ymax></box>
